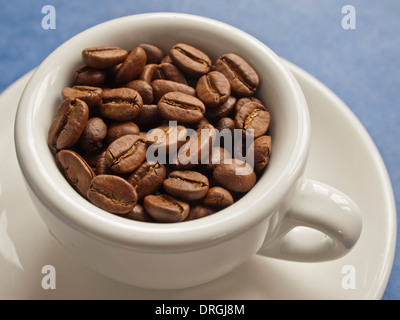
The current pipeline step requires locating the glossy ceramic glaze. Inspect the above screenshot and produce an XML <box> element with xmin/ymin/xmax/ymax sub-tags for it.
<box><xmin>14</xmin><ymin>13</ymin><xmax>362</xmax><ymax>289</ymax></box>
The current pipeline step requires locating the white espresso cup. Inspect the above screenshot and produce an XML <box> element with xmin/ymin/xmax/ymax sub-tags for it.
<box><xmin>14</xmin><ymin>13</ymin><xmax>362</xmax><ymax>289</ymax></box>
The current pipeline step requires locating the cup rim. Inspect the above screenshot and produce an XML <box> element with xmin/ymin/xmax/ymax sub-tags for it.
<box><xmin>14</xmin><ymin>12</ymin><xmax>310</xmax><ymax>253</ymax></box>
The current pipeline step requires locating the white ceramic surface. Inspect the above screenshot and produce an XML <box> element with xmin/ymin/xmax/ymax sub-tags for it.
<box><xmin>0</xmin><ymin>60</ymin><xmax>395</xmax><ymax>299</ymax></box>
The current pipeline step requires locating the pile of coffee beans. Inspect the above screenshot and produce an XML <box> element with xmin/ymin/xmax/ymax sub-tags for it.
<box><xmin>47</xmin><ymin>43</ymin><xmax>272</xmax><ymax>223</ymax></box>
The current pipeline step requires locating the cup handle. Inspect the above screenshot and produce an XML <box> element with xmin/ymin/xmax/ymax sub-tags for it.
<box><xmin>258</xmin><ymin>178</ymin><xmax>362</xmax><ymax>262</ymax></box>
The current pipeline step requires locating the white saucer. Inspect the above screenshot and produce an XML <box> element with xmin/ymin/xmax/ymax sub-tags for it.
<box><xmin>0</xmin><ymin>61</ymin><xmax>396</xmax><ymax>300</ymax></box>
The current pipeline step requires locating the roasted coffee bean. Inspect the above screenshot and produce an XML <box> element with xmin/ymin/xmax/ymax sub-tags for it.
<box><xmin>123</xmin><ymin>204</ymin><xmax>154</xmax><ymax>222</ymax></box>
<box><xmin>143</xmin><ymin>194</ymin><xmax>190</xmax><ymax>222</ymax></box>
<box><xmin>87</xmin><ymin>174</ymin><xmax>137</xmax><ymax>214</ymax></box>
<box><xmin>106</xmin><ymin>121</ymin><xmax>140</xmax><ymax>145</ymax></box>
<box><xmin>235</xmin><ymin>97</ymin><xmax>263</xmax><ymax>113</ymax></box>
<box><xmin>100</xmin><ymin>87</ymin><xmax>143</xmax><ymax>121</ymax></box>
<box><xmin>105</xmin><ymin>134</ymin><xmax>146</xmax><ymax>174</ymax></box>
<box><xmin>115</xmin><ymin>46</ymin><xmax>147</xmax><ymax>84</ymax></box>
<box><xmin>138</xmin><ymin>43</ymin><xmax>165</xmax><ymax>64</ymax></box>
<box><xmin>151</xmin><ymin>79</ymin><xmax>195</xmax><ymax>103</ymax></box>
<box><xmin>202</xmin><ymin>186</ymin><xmax>234</xmax><ymax>209</ymax></box>
<box><xmin>196</xmin><ymin>71</ymin><xmax>230</xmax><ymax>108</ymax></box>
<box><xmin>213</xmin><ymin>159</ymin><xmax>256</xmax><ymax>192</ymax></box>
<box><xmin>56</xmin><ymin>149</ymin><xmax>95</xmax><ymax>198</ymax></box>
<box><xmin>152</xmin><ymin>63</ymin><xmax>187</xmax><ymax>84</ymax></box>
<box><xmin>79</xmin><ymin>117</ymin><xmax>107</xmax><ymax>154</ymax></box>
<box><xmin>161</xmin><ymin>55</ymin><xmax>173</xmax><ymax>64</ymax></box>
<box><xmin>146</xmin><ymin>123</ymin><xmax>187</xmax><ymax>154</ymax></box>
<box><xmin>204</xmin><ymin>96</ymin><xmax>237</xmax><ymax>123</ymax></box>
<box><xmin>96</xmin><ymin>150</ymin><xmax>113</xmax><ymax>175</ymax></box>
<box><xmin>134</xmin><ymin>104</ymin><xmax>163</xmax><ymax>130</ymax></box>
<box><xmin>163</xmin><ymin>170</ymin><xmax>209</xmax><ymax>201</ymax></box>
<box><xmin>73</xmin><ymin>65</ymin><xmax>107</xmax><ymax>87</ymax></box>
<box><xmin>186</xmin><ymin>205</ymin><xmax>215</xmax><ymax>221</ymax></box>
<box><xmin>61</xmin><ymin>86</ymin><xmax>103</xmax><ymax>108</ymax></box>
<box><xmin>124</xmin><ymin>79</ymin><xmax>153</xmax><ymax>104</ymax></box>
<box><xmin>215</xmin><ymin>53</ymin><xmax>259</xmax><ymax>96</ymax></box>
<box><xmin>127</xmin><ymin>161</ymin><xmax>166</xmax><ymax>200</ymax></box>
<box><xmin>235</xmin><ymin>101</ymin><xmax>271</xmax><ymax>138</ymax></box>
<box><xmin>205</xmin><ymin>146</ymin><xmax>232</xmax><ymax>170</ymax></box>
<box><xmin>82</xmin><ymin>46</ymin><xmax>128</xmax><ymax>69</ymax></box>
<box><xmin>48</xmin><ymin>98</ymin><xmax>89</xmax><ymax>150</ymax></box>
<box><xmin>174</xmin><ymin>123</ymin><xmax>216</xmax><ymax>169</ymax></box>
<box><xmin>216</xmin><ymin>117</ymin><xmax>235</xmax><ymax>133</ymax></box>
<box><xmin>170</xmin><ymin>43</ymin><xmax>212</xmax><ymax>77</ymax></box>
<box><xmin>158</xmin><ymin>92</ymin><xmax>205</xmax><ymax>124</ymax></box>
<box><xmin>249</xmin><ymin>135</ymin><xmax>272</xmax><ymax>173</ymax></box>
<box><xmin>139</xmin><ymin>64</ymin><xmax>158</xmax><ymax>83</ymax></box>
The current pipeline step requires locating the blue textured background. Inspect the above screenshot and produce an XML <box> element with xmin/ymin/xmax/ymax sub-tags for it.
<box><xmin>1</xmin><ymin>0</ymin><xmax>399</xmax><ymax>299</ymax></box>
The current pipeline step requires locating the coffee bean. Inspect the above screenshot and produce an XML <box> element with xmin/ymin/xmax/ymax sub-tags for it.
<box><xmin>205</xmin><ymin>146</ymin><xmax>232</xmax><ymax>170</ymax></box>
<box><xmin>124</xmin><ymin>79</ymin><xmax>153</xmax><ymax>104</ymax></box>
<box><xmin>127</xmin><ymin>161</ymin><xmax>166</xmax><ymax>200</ymax></box>
<box><xmin>213</xmin><ymin>159</ymin><xmax>256</xmax><ymax>192</ymax></box>
<box><xmin>216</xmin><ymin>117</ymin><xmax>235</xmax><ymax>133</ymax></box>
<box><xmin>202</xmin><ymin>186</ymin><xmax>234</xmax><ymax>209</ymax></box>
<box><xmin>73</xmin><ymin>65</ymin><xmax>106</xmax><ymax>87</ymax></box>
<box><xmin>56</xmin><ymin>149</ymin><xmax>95</xmax><ymax>199</ymax></box>
<box><xmin>146</xmin><ymin>123</ymin><xmax>188</xmax><ymax>155</ymax></box>
<box><xmin>196</xmin><ymin>71</ymin><xmax>230</xmax><ymax>108</ymax></box>
<box><xmin>163</xmin><ymin>170</ymin><xmax>209</xmax><ymax>201</ymax></box>
<box><xmin>215</xmin><ymin>53</ymin><xmax>259</xmax><ymax>96</ymax></box>
<box><xmin>139</xmin><ymin>64</ymin><xmax>158</xmax><ymax>83</ymax></box>
<box><xmin>87</xmin><ymin>174</ymin><xmax>137</xmax><ymax>214</ymax></box>
<box><xmin>169</xmin><ymin>43</ymin><xmax>211</xmax><ymax>77</ymax></box>
<box><xmin>79</xmin><ymin>117</ymin><xmax>107</xmax><ymax>154</ymax></box>
<box><xmin>151</xmin><ymin>79</ymin><xmax>195</xmax><ymax>103</ymax></box>
<box><xmin>158</xmin><ymin>92</ymin><xmax>205</xmax><ymax>124</ymax></box>
<box><xmin>204</xmin><ymin>96</ymin><xmax>236</xmax><ymax>123</ymax></box>
<box><xmin>105</xmin><ymin>134</ymin><xmax>146</xmax><ymax>174</ymax></box>
<box><xmin>134</xmin><ymin>104</ymin><xmax>163</xmax><ymax>130</ymax></box>
<box><xmin>235</xmin><ymin>101</ymin><xmax>271</xmax><ymax>138</ymax></box>
<box><xmin>100</xmin><ymin>87</ymin><xmax>143</xmax><ymax>121</ymax></box>
<box><xmin>115</xmin><ymin>46</ymin><xmax>147</xmax><ymax>84</ymax></box>
<box><xmin>61</xmin><ymin>86</ymin><xmax>103</xmax><ymax>108</ymax></box>
<box><xmin>106</xmin><ymin>121</ymin><xmax>140</xmax><ymax>145</ymax></box>
<box><xmin>123</xmin><ymin>203</ymin><xmax>154</xmax><ymax>222</ymax></box>
<box><xmin>143</xmin><ymin>194</ymin><xmax>190</xmax><ymax>222</ymax></box>
<box><xmin>48</xmin><ymin>98</ymin><xmax>89</xmax><ymax>150</ymax></box>
<box><xmin>186</xmin><ymin>205</ymin><xmax>215</xmax><ymax>221</ymax></box>
<box><xmin>235</xmin><ymin>97</ymin><xmax>263</xmax><ymax>113</ymax></box>
<box><xmin>249</xmin><ymin>135</ymin><xmax>272</xmax><ymax>172</ymax></box>
<box><xmin>82</xmin><ymin>46</ymin><xmax>128</xmax><ymax>69</ymax></box>
<box><xmin>152</xmin><ymin>63</ymin><xmax>188</xmax><ymax>84</ymax></box>
<box><xmin>96</xmin><ymin>150</ymin><xmax>113</xmax><ymax>175</ymax></box>
<box><xmin>138</xmin><ymin>43</ymin><xmax>165</xmax><ymax>64</ymax></box>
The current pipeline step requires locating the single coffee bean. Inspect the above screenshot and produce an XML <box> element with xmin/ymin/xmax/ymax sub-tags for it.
<box><xmin>48</xmin><ymin>98</ymin><xmax>89</xmax><ymax>150</ymax></box>
<box><xmin>169</xmin><ymin>43</ymin><xmax>212</xmax><ymax>77</ymax></box>
<box><xmin>196</xmin><ymin>71</ymin><xmax>231</xmax><ymax>108</ymax></box>
<box><xmin>79</xmin><ymin>117</ymin><xmax>107</xmax><ymax>154</ymax></box>
<box><xmin>134</xmin><ymin>104</ymin><xmax>163</xmax><ymax>130</ymax></box>
<box><xmin>202</xmin><ymin>186</ymin><xmax>234</xmax><ymax>209</ymax></box>
<box><xmin>186</xmin><ymin>204</ymin><xmax>215</xmax><ymax>221</ymax></box>
<box><xmin>158</xmin><ymin>91</ymin><xmax>205</xmax><ymax>124</ymax></box>
<box><xmin>138</xmin><ymin>43</ymin><xmax>165</xmax><ymax>64</ymax></box>
<box><xmin>161</xmin><ymin>55</ymin><xmax>173</xmax><ymax>64</ymax></box>
<box><xmin>205</xmin><ymin>146</ymin><xmax>232</xmax><ymax>170</ymax></box>
<box><xmin>146</xmin><ymin>123</ymin><xmax>188</xmax><ymax>154</ymax></box>
<box><xmin>215</xmin><ymin>53</ymin><xmax>259</xmax><ymax>96</ymax></box>
<box><xmin>235</xmin><ymin>96</ymin><xmax>263</xmax><ymax>113</ymax></box>
<box><xmin>205</xmin><ymin>96</ymin><xmax>236</xmax><ymax>123</ymax></box>
<box><xmin>213</xmin><ymin>158</ymin><xmax>256</xmax><ymax>192</ymax></box>
<box><xmin>123</xmin><ymin>203</ymin><xmax>154</xmax><ymax>222</ymax></box>
<box><xmin>87</xmin><ymin>174</ymin><xmax>137</xmax><ymax>214</ymax></box>
<box><xmin>73</xmin><ymin>65</ymin><xmax>107</xmax><ymax>87</ymax></box>
<box><xmin>127</xmin><ymin>161</ymin><xmax>166</xmax><ymax>200</ymax></box>
<box><xmin>100</xmin><ymin>87</ymin><xmax>143</xmax><ymax>121</ymax></box>
<box><xmin>82</xmin><ymin>46</ymin><xmax>128</xmax><ymax>69</ymax></box>
<box><xmin>216</xmin><ymin>117</ymin><xmax>235</xmax><ymax>133</ymax></box>
<box><xmin>61</xmin><ymin>86</ymin><xmax>103</xmax><ymax>108</ymax></box>
<box><xmin>143</xmin><ymin>194</ymin><xmax>190</xmax><ymax>222</ymax></box>
<box><xmin>174</xmin><ymin>123</ymin><xmax>216</xmax><ymax>169</ymax></box>
<box><xmin>151</xmin><ymin>79</ymin><xmax>195</xmax><ymax>103</ymax></box>
<box><xmin>249</xmin><ymin>135</ymin><xmax>272</xmax><ymax>172</ymax></box>
<box><xmin>56</xmin><ymin>149</ymin><xmax>95</xmax><ymax>199</ymax></box>
<box><xmin>152</xmin><ymin>63</ymin><xmax>188</xmax><ymax>84</ymax></box>
<box><xmin>139</xmin><ymin>64</ymin><xmax>158</xmax><ymax>83</ymax></box>
<box><xmin>105</xmin><ymin>134</ymin><xmax>146</xmax><ymax>174</ymax></box>
<box><xmin>235</xmin><ymin>101</ymin><xmax>271</xmax><ymax>138</ymax></box>
<box><xmin>124</xmin><ymin>79</ymin><xmax>153</xmax><ymax>104</ymax></box>
<box><xmin>114</xmin><ymin>46</ymin><xmax>147</xmax><ymax>84</ymax></box>
<box><xmin>163</xmin><ymin>170</ymin><xmax>209</xmax><ymax>201</ymax></box>
<box><xmin>105</xmin><ymin>121</ymin><xmax>140</xmax><ymax>145</ymax></box>
<box><xmin>96</xmin><ymin>150</ymin><xmax>113</xmax><ymax>175</ymax></box>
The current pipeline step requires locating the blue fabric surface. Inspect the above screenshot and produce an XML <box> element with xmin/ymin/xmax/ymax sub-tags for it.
<box><xmin>1</xmin><ymin>0</ymin><xmax>399</xmax><ymax>299</ymax></box>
